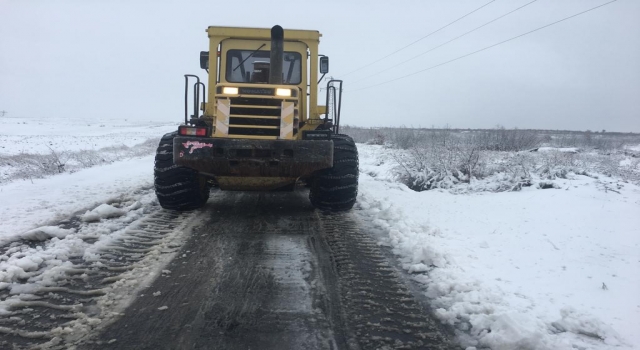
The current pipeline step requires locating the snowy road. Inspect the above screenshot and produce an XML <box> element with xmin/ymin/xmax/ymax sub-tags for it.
<box><xmin>2</xmin><ymin>189</ymin><xmax>454</xmax><ymax>350</ymax></box>
<box><xmin>89</xmin><ymin>190</ymin><xmax>454</xmax><ymax>350</ymax></box>
<box><xmin>2</xmin><ymin>123</ymin><xmax>637</xmax><ymax>349</ymax></box>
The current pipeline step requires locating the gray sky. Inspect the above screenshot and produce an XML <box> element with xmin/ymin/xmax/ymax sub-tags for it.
<box><xmin>1</xmin><ymin>0</ymin><xmax>639</xmax><ymax>132</ymax></box>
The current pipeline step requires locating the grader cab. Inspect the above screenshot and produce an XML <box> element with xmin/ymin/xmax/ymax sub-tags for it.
<box><xmin>154</xmin><ymin>25</ymin><xmax>358</xmax><ymax>211</ymax></box>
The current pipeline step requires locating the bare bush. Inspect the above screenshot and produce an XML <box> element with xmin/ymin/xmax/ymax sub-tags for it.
<box><xmin>343</xmin><ymin>125</ymin><xmax>544</xmax><ymax>151</ymax></box>
<box><xmin>543</xmin><ymin>131</ymin><xmax>640</xmax><ymax>151</ymax></box>
<box><xmin>0</xmin><ymin>138</ymin><xmax>161</xmax><ymax>184</ymax></box>
<box><xmin>391</xmin><ymin>144</ymin><xmax>640</xmax><ymax>193</ymax></box>
<box><xmin>45</xmin><ymin>146</ymin><xmax>69</xmax><ymax>173</ymax></box>
<box><xmin>73</xmin><ymin>149</ymin><xmax>105</xmax><ymax>167</ymax></box>
<box><xmin>391</xmin><ymin>129</ymin><xmax>489</xmax><ymax>191</ymax></box>
<box><xmin>342</xmin><ymin>124</ymin><xmax>639</xmax><ymax>192</ymax></box>
<box><xmin>340</xmin><ymin>125</ymin><xmax>381</xmax><ymax>144</ymax></box>
<box><xmin>346</xmin><ymin>125</ymin><xmax>640</xmax><ymax>153</ymax></box>
<box><xmin>471</xmin><ymin>126</ymin><xmax>542</xmax><ymax>151</ymax></box>
<box><xmin>2</xmin><ymin>151</ymin><xmax>70</xmax><ymax>180</ymax></box>
<box><xmin>388</xmin><ymin>127</ymin><xmax>423</xmax><ymax>150</ymax></box>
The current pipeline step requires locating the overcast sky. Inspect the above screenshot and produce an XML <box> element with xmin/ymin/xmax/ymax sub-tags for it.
<box><xmin>1</xmin><ymin>0</ymin><xmax>638</xmax><ymax>132</ymax></box>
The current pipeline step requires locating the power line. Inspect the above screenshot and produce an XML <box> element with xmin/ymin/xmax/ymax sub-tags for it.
<box><xmin>340</xmin><ymin>0</ymin><xmax>497</xmax><ymax>77</ymax></box>
<box><xmin>347</xmin><ymin>0</ymin><xmax>617</xmax><ymax>93</ymax></box>
<box><xmin>350</xmin><ymin>0</ymin><xmax>538</xmax><ymax>86</ymax></box>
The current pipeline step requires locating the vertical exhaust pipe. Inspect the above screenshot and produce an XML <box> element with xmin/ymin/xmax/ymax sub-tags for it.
<box><xmin>269</xmin><ymin>25</ymin><xmax>284</xmax><ymax>85</ymax></box>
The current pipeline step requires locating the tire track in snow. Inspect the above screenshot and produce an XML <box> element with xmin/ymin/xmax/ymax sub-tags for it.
<box><xmin>89</xmin><ymin>191</ymin><xmax>344</xmax><ymax>350</ymax></box>
<box><xmin>0</xmin><ymin>200</ymin><xmax>201</xmax><ymax>350</ymax></box>
<box><xmin>86</xmin><ymin>191</ymin><xmax>454</xmax><ymax>350</ymax></box>
<box><xmin>320</xmin><ymin>212</ymin><xmax>455</xmax><ymax>350</ymax></box>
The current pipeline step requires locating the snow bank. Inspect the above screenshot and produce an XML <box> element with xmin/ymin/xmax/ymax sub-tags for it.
<box><xmin>0</xmin><ymin>118</ymin><xmax>177</xmax><ymax>184</ymax></box>
<box><xmin>537</xmin><ymin>147</ymin><xmax>579</xmax><ymax>153</ymax></box>
<box><xmin>0</xmin><ymin>154</ymin><xmax>157</xmax><ymax>245</ymax></box>
<box><xmin>0</xmin><ymin>199</ymin><xmax>145</xmax><ymax>285</ymax></box>
<box><xmin>0</xmin><ymin>120</ymin><xmax>203</xmax><ymax>344</ymax></box>
<box><xmin>80</xmin><ymin>204</ymin><xmax>126</xmax><ymax>222</ymax></box>
<box><xmin>20</xmin><ymin>226</ymin><xmax>76</xmax><ymax>241</ymax></box>
<box><xmin>0</xmin><ymin>191</ymin><xmax>203</xmax><ymax>350</ymax></box>
<box><xmin>357</xmin><ymin>143</ymin><xmax>639</xmax><ymax>350</ymax></box>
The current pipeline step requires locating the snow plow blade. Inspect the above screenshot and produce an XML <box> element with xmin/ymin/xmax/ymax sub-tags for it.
<box><xmin>173</xmin><ymin>137</ymin><xmax>333</xmax><ymax>190</ymax></box>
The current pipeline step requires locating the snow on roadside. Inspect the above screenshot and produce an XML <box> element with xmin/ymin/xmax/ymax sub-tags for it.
<box><xmin>80</xmin><ymin>203</ymin><xmax>128</xmax><ymax>222</ymax></box>
<box><xmin>0</xmin><ymin>117</ymin><xmax>177</xmax><ymax>183</ymax></box>
<box><xmin>537</xmin><ymin>147</ymin><xmax>579</xmax><ymax>153</ymax></box>
<box><xmin>0</xmin><ymin>149</ymin><xmax>210</xmax><ymax>345</ymax></box>
<box><xmin>0</xmin><ymin>196</ymin><xmax>148</xmax><ymax>289</ymax></box>
<box><xmin>356</xmin><ymin>143</ymin><xmax>640</xmax><ymax>350</ymax></box>
<box><xmin>0</xmin><ymin>154</ymin><xmax>162</xmax><ymax>290</ymax></box>
<box><xmin>0</xmin><ymin>154</ymin><xmax>157</xmax><ymax>245</ymax></box>
<box><xmin>0</xmin><ymin>118</ymin><xmax>210</xmax><ymax>345</ymax></box>
<box><xmin>0</xmin><ymin>193</ymin><xmax>206</xmax><ymax>346</ymax></box>
<box><xmin>20</xmin><ymin>226</ymin><xmax>76</xmax><ymax>241</ymax></box>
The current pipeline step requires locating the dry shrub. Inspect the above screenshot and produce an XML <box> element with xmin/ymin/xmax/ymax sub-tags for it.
<box><xmin>0</xmin><ymin>138</ymin><xmax>160</xmax><ymax>183</ymax></box>
<box><xmin>392</xmin><ymin>129</ymin><xmax>485</xmax><ymax>191</ymax></box>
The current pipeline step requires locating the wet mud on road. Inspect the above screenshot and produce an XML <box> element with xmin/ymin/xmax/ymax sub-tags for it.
<box><xmin>87</xmin><ymin>190</ymin><xmax>455</xmax><ymax>350</ymax></box>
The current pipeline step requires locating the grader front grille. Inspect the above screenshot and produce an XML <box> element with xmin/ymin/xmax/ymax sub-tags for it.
<box><xmin>229</xmin><ymin>97</ymin><xmax>281</xmax><ymax>137</ymax></box>
<box><xmin>215</xmin><ymin>95</ymin><xmax>297</xmax><ymax>139</ymax></box>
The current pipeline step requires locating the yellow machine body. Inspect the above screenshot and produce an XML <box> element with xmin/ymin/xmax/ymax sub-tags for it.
<box><xmin>203</xmin><ymin>26</ymin><xmax>327</xmax><ymax>140</ymax></box>
<box><xmin>173</xmin><ymin>26</ymin><xmax>336</xmax><ymax>191</ymax></box>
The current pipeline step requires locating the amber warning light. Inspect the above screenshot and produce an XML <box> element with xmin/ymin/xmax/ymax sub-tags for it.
<box><xmin>179</xmin><ymin>126</ymin><xmax>208</xmax><ymax>137</ymax></box>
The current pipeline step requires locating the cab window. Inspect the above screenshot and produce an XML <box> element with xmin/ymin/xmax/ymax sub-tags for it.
<box><xmin>226</xmin><ymin>50</ymin><xmax>302</xmax><ymax>85</ymax></box>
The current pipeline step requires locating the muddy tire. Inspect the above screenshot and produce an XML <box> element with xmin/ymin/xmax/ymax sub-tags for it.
<box><xmin>309</xmin><ymin>134</ymin><xmax>359</xmax><ymax>211</ymax></box>
<box><xmin>154</xmin><ymin>132</ymin><xmax>210</xmax><ymax>211</ymax></box>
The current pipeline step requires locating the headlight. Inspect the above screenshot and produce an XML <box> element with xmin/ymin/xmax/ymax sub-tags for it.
<box><xmin>222</xmin><ymin>87</ymin><xmax>238</xmax><ymax>95</ymax></box>
<box><xmin>275</xmin><ymin>88</ymin><xmax>291</xmax><ymax>97</ymax></box>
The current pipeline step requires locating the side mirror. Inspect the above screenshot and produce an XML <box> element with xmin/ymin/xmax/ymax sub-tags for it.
<box><xmin>200</xmin><ymin>51</ymin><xmax>209</xmax><ymax>70</ymax></box>
<box><xmin>319</xmin><ymin>56</ymin><xmax>329</xmax><ymax>74</ymax></box>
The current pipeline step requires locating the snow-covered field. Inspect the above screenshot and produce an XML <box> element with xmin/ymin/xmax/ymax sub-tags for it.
<box><xmin>356</xmin><ymin>144</ymin><xmax>640</xmax><ymax>350</ymax></box>
<box><xmin>0</xmin><ymin>117</ymin><xmax>177</xmax><ymax>183</ymax></box>
<box><xmin>0</xmin><ymin>116</ymin><xmax>176</xmax><ymax>239</ymax></box>
<box><xmin>0</xmin><ymin>117</ymin><xmax>176</xmax><ymax>155</ymax></box>
<box><xmin>0</xmin><ymin>118</ymin><xmax>192</xmax><ymax>345</ymax></box>
<box><xmin>1</xmin><ymin>118</ymin><xmax>638</xmax><ymax>349</ymax></box>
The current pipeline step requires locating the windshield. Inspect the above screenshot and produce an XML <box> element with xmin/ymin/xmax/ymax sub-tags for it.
<box><xmin>226</xmin><ymin>49</ymin><xmax>302</xmax><ymax>85</ymax></box>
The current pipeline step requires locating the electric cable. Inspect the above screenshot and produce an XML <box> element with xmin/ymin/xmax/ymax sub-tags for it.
<box><xmin>340</xmin><ymin>0</ymin><xmax>497</xmax><ymax>77</ymax></box>
<box><xmin>350</xmin><ymin>0</ymin><xmax>538</xmax><ymax>86</ymax></box>
<box><xmin>347</xmin><ymin>0</ymin><xmax>617</xmax><ymax>93</ymax></box>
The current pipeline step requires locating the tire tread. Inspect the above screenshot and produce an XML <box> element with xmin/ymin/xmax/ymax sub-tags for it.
<box><xmin>309</xmin><ymin>134</ymin><xmax>359</xmax><ymax>211</ymax></box>
<box><xmin>154</xmin><ymin>132</ymin><xmax>210</xmax><ymax>211</ymax></box>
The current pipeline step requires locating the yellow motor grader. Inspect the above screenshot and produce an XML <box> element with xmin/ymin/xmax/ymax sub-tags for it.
<box><xmin>154</xmin><ymin>25</ymin><xmax>358</xmax><ymax>211</ymax></box>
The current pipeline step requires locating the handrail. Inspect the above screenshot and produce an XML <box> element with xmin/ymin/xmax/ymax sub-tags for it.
<box><xmin>324</xmin><ymin>79</ymin><xmax>343</xmax><ymax>134</ymax></box>
<box><xmin>184</xmin><ymin>75</ymin><xmax>202</xmax><ymax>124</ymax></box>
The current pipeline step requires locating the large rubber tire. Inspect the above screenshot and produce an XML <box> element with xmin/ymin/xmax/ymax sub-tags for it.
<box><xmin>309</xmin><ymin>134</ymin><xmax>359</xmax><ymax>211</ymax></box>
<box><xmin>154</xmin><ymin>132</ymin><xmax>210</xmax><ymax>211</ymax></box>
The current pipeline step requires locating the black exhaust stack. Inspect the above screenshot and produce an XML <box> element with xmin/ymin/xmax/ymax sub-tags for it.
<box><xmin>269</xmin><ymin>25</ymin><xmax>284</xmax><ymax>85</ymax></box>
